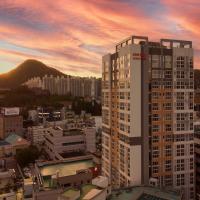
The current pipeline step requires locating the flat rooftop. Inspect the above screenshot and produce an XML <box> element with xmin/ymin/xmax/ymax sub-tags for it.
<box><xmin>63</xmin><ymin>128</ymin><xmax>83</xmax><ymax>136</ymax></box>
<box><xmin>61</xmin><ymin>188</ymin><xmax>80</xmax><ymax>199</ymax></box>
<box><xmin>39</xmin><ymin>159</ymin><xmax>94</xmax><ymax>177</ymax></box>
<box><xmin>0</xmin><ymin>140</ymin><xmax>10</xmax><ymax>146</ymax></box>
<box><xmin>80</xmin><ymin>184</ymin><xmax>98</xmax><ymax>199</ymax></box>
<box><xmin>61</xmin><ymin>184</ymin><xmax>103</xmax><ymax>200</ymax></box>
<box><xmin>109</xmin><ymin>186</ymin><xmax>180</xmax><ymax>200</ymax></box>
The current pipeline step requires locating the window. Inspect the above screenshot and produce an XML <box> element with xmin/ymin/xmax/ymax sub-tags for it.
<box><xmin>165</xmin><ymin>160</ymin><xmax>172</xmax><ymax>172</ymax></box>
<box><xmin>190</xmin><ymin>158</ymin><xmax>194</xmax><ymax>170</ymax></box>
<box><xmin>152</xmin><ymin>135</ymin><xmax>159</xmax><ymax>143</ymax></box>
<box><xmin>165</xmin><ymin>92</ymin><xmax>172</xmax><ymax>99</ymax></box>
<box><xmin>163</xmin><ymin>103</ymin><xmax>172</xmax><ymax>110</ymax></box>
<box><xmin>152</xmin><ymin>146</ymin><xmax>159</xmax><ymax>158</ymax></box>
<box><xmin>152</xmin><ymin>92</ymin><xmax>161</xmax><ymax>99</ymax></box>
<box><xmin>152</xmin><ymin>70</ymin><xmax>162</xmax><ymax>79</ymax></box>
<box><xmin>152</xmin><ymin>55</ymin><xmax>160</xmax><ymax>68</ymax></box>
<box><xmin>176</xmin><ymin>102</ymin><xmax>184</xmax><ymax>110</ymax></box>
<box><xmin>176</xmin><ymin>113</ymin><xmax>185</xmax><ymax>121</ymax></box>
<box><xmin>190</xmin><ymin>173</ymin><xmax>194</xmax><ymax>184</ymax></box>
<box><xmin>164</xmin><ymin>81</ymin><xmax>172</xmax><ymax>89</ymax></box>
<box><xmin>165</xmin><ymin>145</ymin><xmax>172</xmax><ymax>157</ymax></box>
<box><xmin>152</xmin><ymin>125</ymin><xmax>160</xmax><ymax>133</ymax></box>
<box><xmin>151</xmin><ymin>81</ymin><xmax>161</xmax><ymax>89</ymax></box>
<box><xmin>176</xmin><ymin>174</ymin><xmax>185</xmax><ymax>186</ymax></box>
<box><xmin>152</xmin><ymin>161</ymin><xmax>159</xmax><ymax>173</ymax></box>
<box><xmin>152</xmin><ymin>114</ymin><xmax>160</xmax><ymax>121</ymax></box>
<box><xmin>120</xmin><ymin>103</ymin><xmax>125</xmax><ymax>110</ymax></box>
<box><xmin>165</xmin><ymin>134</ymin><xmax>173</xmax><ymax>142</ymax></box>
<box><xmin>165</xmin><ymin>124</ymin><xmax>172</xmax><ymax>132</ymax></box>
<box><xmin>165</xmin><ymin>56</ymin><xmax>172</xmax><ymax>68</ymax></box>
<box><xmin>189</xmin><ymin>58</ymin><xmax>193</xmax><ymax>68</ymax></box>
<box><xmin>152</xmin><ymin>103</ymin><xmax>159</xmax><ymax>111</ymax></box>
<box><xmin>120</xmin><ymin>123</ymin><xmax>125</xmax><ymax>131</ymax></box>
<box><xmin>190</xmin><ymin>144</ymin><xmax>194</xmax><ymax>155</ymax></box>
<box><xmin>176</xmin><ymin>71</ymin><xmax>185</xmax><ymax>79</ymax></box>
<box><xmin>165</xmin><ymin>113</ymin><xmax>172</xmax><ymax>121</ymax></box>
<box><xmin>164</xmin><ymin>70</ymin><xmax>172</xmax><ymax>79</ymax></box>
<box><xmin>175</xmin><ymin>159</ymin><xmax>185</xmax><ymax>171</ymax></box>
<box><xmin>176</xmin><ymin>144</ymin><xmax>184</xmax><ymax>156</ymax></box>
<box><xmin>127</xmin><ymin>103</ymin><xmax>130</xmax><ymax>111</ymax></box>
<box><xmin>120</xmin><ymin>113</ymin><xmax>125</xmax><ymax>121</ymax></box>
<box><xmin>176</xmin><ymin>56</ymin><xmax>185</xmax><ymax>68</ymax></box>
<box><xmin>176</xmin><ymin>123</ymin><xmax>185</xmax><ymax>131</ymax></box>
<box><xmin>165</xmin><ymin>175</ymin><xmax>172</xmax><ymax>186</ymax></box>
<box><xmin>176</xmin><ymin>92</ymin><xmax>184</xmax><ymax>100</ymax></box>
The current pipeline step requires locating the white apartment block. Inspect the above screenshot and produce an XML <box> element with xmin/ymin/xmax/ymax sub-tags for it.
<box><xmin>23</xmin><ymin>75</ymin><xmax>101</xmax><ymax>99</ymax></box>
<box><xmin>27</xmin><ymin>126</ymin><xmax>51</xmax><ymax>145</ymax></box>
<box><xmin>102</xmin><ymin>35</ymin><xmax>194</xmax><ymax>199</ymax></box>
<box><xmin>44</xmin><ymin>127</ymin><xmax>96</xmax><ymax>160</ymax></box>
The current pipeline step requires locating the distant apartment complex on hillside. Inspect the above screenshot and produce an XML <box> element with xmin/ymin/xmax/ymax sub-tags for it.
<box><xmin>23</xmin><ymin>75</ymin><xmax>101</xmax><ymax>99</ymax></box>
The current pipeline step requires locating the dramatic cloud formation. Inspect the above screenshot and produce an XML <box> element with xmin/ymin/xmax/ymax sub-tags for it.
<box><xmin>0</xmin><ymin>0</ymin><xmax>200</xmax><ymax>76</ymax></box>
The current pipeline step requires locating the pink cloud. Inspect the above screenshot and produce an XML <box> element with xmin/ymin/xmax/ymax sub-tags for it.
<box><xmin>0</xmin><ymin>0</ymin><xmax>200</xmax><ymax>75</ymax></box>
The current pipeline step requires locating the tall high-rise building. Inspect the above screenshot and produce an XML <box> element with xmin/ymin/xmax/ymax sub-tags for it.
<box><xmin>102</xmin><ymin>35</ymin><xmax>194</xmax><ymax>199</ymax></box>
<box><xmin>194</xmin><ymin>121</ymin><xmax>200</xmax><ymax>199</ymax></box>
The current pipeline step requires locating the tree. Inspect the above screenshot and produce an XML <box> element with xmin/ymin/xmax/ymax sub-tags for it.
<box><xmin>16</xmin><ymin>145</ymin><xmax>40</xmax><ymax>167</ymax></box>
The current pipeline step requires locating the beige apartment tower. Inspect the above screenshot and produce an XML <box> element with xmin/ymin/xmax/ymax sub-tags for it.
<box><xmin>102</xmin><ymin>36</ymin><xmax>194</xmax><ymax>199</ymax></box>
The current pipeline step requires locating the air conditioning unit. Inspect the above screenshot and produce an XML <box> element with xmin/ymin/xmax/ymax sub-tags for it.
<box><xmin>149</xmin><ymin>177</ymin><xmax>159</xmax><ymax>187</ymax></box>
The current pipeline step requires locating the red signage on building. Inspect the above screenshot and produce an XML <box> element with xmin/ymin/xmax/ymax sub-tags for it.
<box><xmin>133</xmin><ymin>53</ymin><xmax>146</xmax><ymax>60</ymax></box>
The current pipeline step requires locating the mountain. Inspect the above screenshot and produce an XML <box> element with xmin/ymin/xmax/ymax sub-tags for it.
<box><xmin>0</xmin><ymin>59</ymin><xmax>66</xmax><ymax>89</ymax></box>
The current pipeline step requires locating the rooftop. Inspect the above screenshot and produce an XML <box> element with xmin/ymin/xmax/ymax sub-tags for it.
<box><xmin>61</xmin><ymin>188</ymin><xmax>80</xmax><ymax>199</ymax></box>
<box><xmin>0</xmin><ymin>140</ymin><xmax>10</xmax><ymax>147</ymax></box>
<box><xmin>109</xmin><ymin>186</ymin><xmax>180</xmax><ymax>200</ymax></box>
<box><xmin>80</xmin><ymin>184</ymin><xmax>98</xmax><ymax>199</ymax></box>
<box><xmin>39</xmin><ymin>159</ymin><xmax>94</xmax><ymax>177</ymax></box>
<box><xmin>59</xmin><ymin>183</ymin><xmax>105</xmax><ymax>200</ymax></box>
<box><xmin>5</xmin><ymin>134</ymin><xmax>29</xmax><ymax>146</ymax></box>
<box><xmin>63</xmin><ymin>128</ymin><xmax>83</xmax><ymax>136</ymax></box>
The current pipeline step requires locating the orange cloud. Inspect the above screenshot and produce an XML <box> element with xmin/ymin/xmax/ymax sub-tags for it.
<box><xmin>0</xmin><ymin>0</ymin><xmax>199</xmax><ymax>75</ymax></box>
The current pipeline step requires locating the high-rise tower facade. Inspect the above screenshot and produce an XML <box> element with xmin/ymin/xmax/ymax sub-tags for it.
<box><xmin>102</xmin><ymin>36</ymin><xmax>194</xmax><ymax>199</ymax></box>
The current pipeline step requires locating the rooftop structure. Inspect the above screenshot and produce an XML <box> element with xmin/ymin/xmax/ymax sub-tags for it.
<box><xmin>33</xmin><ymin>176</ymin><xmax>109</xmax><ymax>200</ymax></box>
<box><xmin>35</xmin><ymin>157</ymin><xmax>100</xmax><ymax>189</ymax></box>
<box><xmin>0</xmin><ymin>134</ymin><xmax>29</xmax><ymax>157</ymax></box>
<box><xmin>44</xmin><ymin>126</ymin><xmax>96</xmax><ymax>160</ymax></box>
<box><xmin>109</xmin><ymin>186</ymin><xmax>181</xmax><ymax>200</ymax></box>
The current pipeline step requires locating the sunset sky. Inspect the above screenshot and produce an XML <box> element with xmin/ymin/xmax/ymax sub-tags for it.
<box><xmin>0</xmin><ymin>0</ymin><xmax>200</xmax><ymax>77</ymax></box>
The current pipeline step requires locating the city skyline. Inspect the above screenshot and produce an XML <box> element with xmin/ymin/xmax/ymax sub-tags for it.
<box><xmin>0</xmin><ymin>0</ymin><xmax>200</xmax><ymax>77</ymax></box>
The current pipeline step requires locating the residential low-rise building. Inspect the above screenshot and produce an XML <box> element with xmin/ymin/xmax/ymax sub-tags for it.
<box><xmin>35</xmin><ymin>157</ymin><xmax>100</xmax><ymax>189</ymax></box>
<box><xmin>0</xmin><ymin>134</ymin><xmax>30</xmax><ymax>158</ymax></box>
<box><xmin>44</xmin><ymin>127</ymin><xmax>96</xmax><ymax>160</ymax></box>
<box><xmin>5</xmin><ymin>134</ymin><xmax>30</xmax><ymax>154</ymax></box>
<box><xmin>33</xmin><ymin>172</ymin><xmax>108</xmax><ymax>200</ymax></box>
<box><xmin>0</xmin><ymin>169</ymin><xmax>18</xmax><ymax>200</ymax></box>
<box><xmin>27</xmin><ymin>126</ymin><xmax>51</xmax><ymax>145</ymax></box>
<box><xmin>0</xmin><ymin>107</ymin><xmax>23</xmax><ymax>139</ymax></box>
